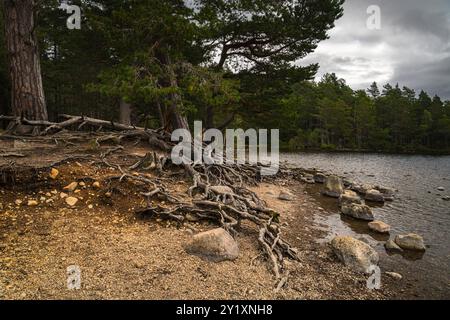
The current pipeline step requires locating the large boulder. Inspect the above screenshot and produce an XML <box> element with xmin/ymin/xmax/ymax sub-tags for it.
<box><xmin>368</xmin><ymin>221</ymin><xmax>391</xmax><ymax>234</ymax></box>
<box><xmin>331</xmin><ymin>236</ymin><xmax>379</xmax><ymax>274</ymax></box>
<box><xmin>186</xmin><ymin>228</ymin><xmax>239</xmax><ymax>262</ymax></box>
<box><xmin>395</xmin><ymin>234</ymin><xmax>426</xmax><ymax>251</ymax></box>
<box><xmin>365</xmin><ymin>189</ymin><xmax>385</xmax><ymax>203</ymax></box>
<box><xmin>322</xmin><ymin>175</ymin><xmax>344</xmax><ymax>198</ymax></box>
<box><xmin>339</xmin><ymin>190</ymin><xmax>362</xmax><ymax>206</ymax></box>
<box><xmin>341</xmin><ymin>203</ymin><xmax>374</xmax><ymax>221</ymax></box>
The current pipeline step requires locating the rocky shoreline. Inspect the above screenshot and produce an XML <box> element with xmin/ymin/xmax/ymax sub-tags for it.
<box><xmin>284</xmin><ymin>167</ymin><xmax>429</xmax><ymax>287</ymax></box>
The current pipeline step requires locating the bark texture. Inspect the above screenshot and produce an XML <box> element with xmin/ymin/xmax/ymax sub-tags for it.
<box><xmin>3</xmin><ymin>0</ymin><xmax>47</xmax><ymax>120</ymax></box>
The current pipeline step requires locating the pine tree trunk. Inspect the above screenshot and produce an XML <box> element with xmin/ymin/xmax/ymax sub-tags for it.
<box><xmin>158</xmin><ymin>51</ymin><xmax>189</xmax><ymax>132</ymax></box>
<box><xmin>119</xmin><ymin>99</ymin><xmax>132</xmax><ymax>125</ymax></box>
<box><xmin>3</xmin><ymin>0</ymin><xmax>47</xmax><ymax>120</ymax></box>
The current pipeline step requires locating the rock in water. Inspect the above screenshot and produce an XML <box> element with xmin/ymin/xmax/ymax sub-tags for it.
<box><xmin>341</xmin><ymin>203</ymin><xmax>374</xmax><ymax>221</ymax></box>
<box><xmin>301</xmin><ymin>174</ymin><xmax>315</xmax><ymax>184</ymax></box>
<box><xmin>375</xmin><ymin>186</ymin><xmax>395</xmax><ymax>201</ymax></box>
<box><xmin>314</xmin><ymin>173</ymin><xmax>327</xmax><ymax>184</ymax></box>
<box><xmin>186</xmin><ymin>228</ymin><xmax>239</xmax><ymax>262</ymax></box>
<box><xmin>331</xmin><ymin>236</ymin><xmax>379</xmax><ymax>274</ymax></box>
<box><xmin>368</xmin><ymin>221</ymin><xmax>391</xmax><ymax>234</ymax></box>
<box><xmin>385</xmin><ymin>240</ymin><xmax>403</xmax><ymax>253</ymax></box>
<box><xmin>339</xmin><ymin>190</ymin><xmax>362</xmax><ymax>206</ymax></box>
<box><xmin>395</xmin><ymin>234</ymin><xmax>426</xmax><ymax>251</ymax></box>
<box><xmin>322</xmin><ymin>175</ymin><xmax>344</xmax><ymax>198</ymax></box>
<box><xmin>365</xmin><ymin>189</ymin><xmax>385</xmax><ymax>203</ymax></box>
<box><xmin>351</xmin><ymin>184</ymin><xmax>371</xmax><ymax>195</ymax></box>
<box><xmin>279</xmin><ymin>191</ymin><xmax>294</xmax><ymax>201</ymax></box>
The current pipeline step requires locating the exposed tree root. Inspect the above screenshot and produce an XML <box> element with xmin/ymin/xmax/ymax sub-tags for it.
<box><xmin>0</xmin><ymin>114</ymin><xmax>299</xmax><ymax>288</ymax></box>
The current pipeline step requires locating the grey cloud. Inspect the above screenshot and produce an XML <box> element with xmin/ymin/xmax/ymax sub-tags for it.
<box><xmin>300</xmin><ymin>0</ymin><xmax>450</xmax><ymax>99</ymax></box>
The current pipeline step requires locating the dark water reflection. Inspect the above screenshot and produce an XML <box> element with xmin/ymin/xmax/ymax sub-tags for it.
<box><xmin>282</xmin><ymin>152</ymin><xmax>450</xmax><ymax>299</ymax></box>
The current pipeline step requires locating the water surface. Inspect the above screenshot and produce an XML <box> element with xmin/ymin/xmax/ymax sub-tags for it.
<box><xmin>282</xmin><ymin>152</ymin><xmax>450</xmax><ymax>299</ymax></box>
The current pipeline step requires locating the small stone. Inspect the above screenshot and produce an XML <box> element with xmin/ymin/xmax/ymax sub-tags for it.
<box><xmin>65</xmin><ymin>197</ymin><xmax>79</xmax><ymax>207</ymax></box>
<box><xmin>15</xmin><ymin>199</ymin><xmax>23</xmax><ymax>206</ymax></box>
<box><xmin>368</xmin><ymin>221</ymin><xmax>391</xmax><ymax>234</ymax></box>
<box><xmin>437</xmin><ymin>187</ymin><xmax>445</xmax><ymax>191</ymax></box>
<box><xmin>386</xmin><ymin>272</ymin><xmax>403</xmax><ymax>280</ymax></box>
<box><xmin>88</xmin><ymin>204</ymin><xmax>93</xmax><ymax>209</ymax></box>
<box><xmin>27</xmin><ymin>200</ymin><xmax>38</xmax><ymax>207</ymax></box>
<box><xmin>49</xmin><ymin>168</ymin><xmax>59</xmax><ymax>180</ymax></box>
<box><xmin>60</xmin><ymin>192</ymin><xmax>68</xmax><ymax>199</ymax></box>
<box><xmin>93</xmin><ymin>181</ymin><xmax>101</xmax><ymax>189</ymax></box>
<box><xmin>79</xmin><ymin>182</ymin><xmax>86</xmax><ymax>187</ymax></box>
<box><xmin>442</xmin><ymin>196</ymin><xmax>450</xmax><ymax>201</ymax></box>
<box><xmin>64</xmin><ymin>182</ymin><xmax>79</xmax><ymax>192</ymax></box>
<box><xmin>39</xmin><ymin>197</ymin><xmax>46</xmax><ymax>202</ymax></box>
<box><xmin>278</xmin><ymin>191</ymin><xmax>294</xmax><ymax>201</ymax></box>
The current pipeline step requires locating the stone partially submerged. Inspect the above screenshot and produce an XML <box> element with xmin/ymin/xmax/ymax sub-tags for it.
<box><xmin>313</xmin><ymin>173</ymin><xmax>327</xmax><ymax>184</ymax></box>
<box><xmin>385</xmin><ymin>239</ymin><xmax>403</xmax><ymax>253</ymax></box>
<box><xmin>341</xmin><ymin>203</ymin><xmax>374</xmax><ymax>221</ymax></box>
<box><xmin>322</xmin><ymin>175</ymin><xmax>344</xmax><ymax>198</ymax></box>
<box><xmin>365</xmin><ymin>189</ymin><xmax>385</xmax><ymax>203</ymax></box>
<box><xmin>368</xmin><ymin>221</ymin><xmax>391</xmax><ymax>234</ymax></box>
<box><xmin>331</xmin><ymin>236</ymin><xmax>379</xmax><ymax>274</ymax></box>
<box><xmin>186</xmin><ymin>228</ymin><xmax>239</xmax><ymax>262</ymax></box>
<box><xmin>395</xmin><ymin>234</ymin><xmax>426</xmax><ymax>251</ymax></box>
<box><xmin>339</xmin><ymin>190</ymin><xmax>362</xmax><ymax>206</ymax></box>
<box><xmin>375</xmin><ymin>186</ymin><xmax>396</xmax><ymax>201</ymax></box>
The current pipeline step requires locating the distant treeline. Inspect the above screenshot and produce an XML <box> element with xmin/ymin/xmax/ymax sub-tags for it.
<box><xmin>277</xmin><ymin>75</ymin><xmax>450</xmax><ymax>154</ymax></box>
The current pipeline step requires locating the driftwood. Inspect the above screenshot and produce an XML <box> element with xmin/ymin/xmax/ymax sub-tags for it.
<box><xmin>0</xmin><ymin>114</ymin><xmax>298</xmax><ymax>289</ymax></box>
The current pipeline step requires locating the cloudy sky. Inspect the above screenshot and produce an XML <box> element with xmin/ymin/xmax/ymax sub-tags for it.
<box><xmin>300</xmin><ymin>0</ymin><xmax>450</xmax><ymax>99</ymax></box>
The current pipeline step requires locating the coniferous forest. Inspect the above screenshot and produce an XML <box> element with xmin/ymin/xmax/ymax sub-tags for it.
<box><xmin>0</xmin><ymin>0</ymin><xmax>449</xmax><ymax>154</ymax></box>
